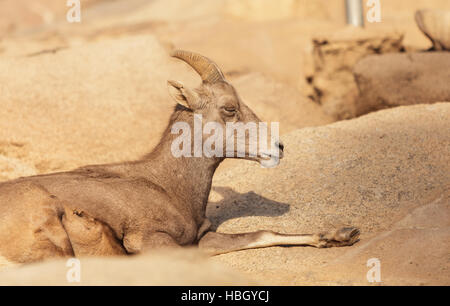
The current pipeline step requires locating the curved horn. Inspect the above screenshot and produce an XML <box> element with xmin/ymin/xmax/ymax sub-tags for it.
<box><xmin>171</xmin><ymin>50</ymin><xmax>225</xmax><ymax>83</ymax></box>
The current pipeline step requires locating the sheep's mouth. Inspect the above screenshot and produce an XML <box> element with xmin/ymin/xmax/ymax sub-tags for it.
<box><xmin>225</xmin><ymin>150</ymin><xmax>283</xmax><ymax>167</ymax></box>
<box><xmin>259</xmin><ymin>150</ymin><xmax>284</xmax><ymax>160</ymax></box>
<box><xmin>259</xmin><ymin>152</ymin><xmax>276</xmax><ymax>160</ymax></box>
<box><xmin>259</xmin><ymin>146</ymin><xmax>284</xmax><ymax>160</ymax></box>
<box><xmin>257</xmin><ymin>151</ymin><xmax>283</xmax><ymax>168</ymax></box>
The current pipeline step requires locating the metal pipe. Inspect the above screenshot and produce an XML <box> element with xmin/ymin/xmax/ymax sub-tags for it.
<box><xmin>345</xmin><ymin>0</ymin><xmax>364</xmax><ymax>27</ymax></box>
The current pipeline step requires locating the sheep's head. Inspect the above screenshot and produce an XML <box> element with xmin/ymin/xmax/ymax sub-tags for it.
<box><xmin>168</xmin><ymin>50</ymin><xmax>283</xmax><ymax>167</ymax></box>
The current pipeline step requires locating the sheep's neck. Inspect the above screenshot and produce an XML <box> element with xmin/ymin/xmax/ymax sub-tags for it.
<box><xmin>143</xmin><ymin>111</ymin><xmax>223</xmax><ymax>224</ymax></box>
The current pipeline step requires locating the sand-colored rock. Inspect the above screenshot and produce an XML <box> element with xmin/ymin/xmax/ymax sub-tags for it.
<box><xmin>208</xmin><ymin>103</ymin><xmax>450</xmax><ymax>285</ymax></box>
<box><xmin>303</xmin><ymin>27</ymin><xmax>404</xmax><ymax>120</ymax></box>
<box><xmin>0</xmin><ymin>141</ymin><xmax>38</xmax><ymax>181</ymax></box>
<box><xmin>415</xmin><ymin>9</ymin><xmax>450</xmax><ymax>51</ymax></box>
<box><xmin>0</xmin><ymin>0</ymin><xmax>345</xmax><ymax>87</ymax></box>
<box><xmin>230</xmin><ymin>72</ymin><xmax>333</xmax><ymax>134</ymax></box>
<box><xmin>0</xmin><ymin>0</ymin><xmax>102</xmax><ymax>36</ymax></box>
<box><xmin>0</xmin><ymin>0</ymin><xmax>63</xmax><ymax>35</ymax></box>
<box><xmin>0</xmin><ymin>35</ymin><xmax>196</xmax><ymax>178</ymax></box>
<box><xmin>225</xmin><ymin>0</ymin><xmax>345</xmax><ymax>22</ymax></box>
<box><xmin>354</xmin><ymin>52</ymin><xmax>450</xmax><ymax>115</ymax></box>
<box><xmin>0</xmin><ymin>249</ymin><xmax>255</xmax><ymax>285</ymax></box>
<box><xmin>364</xmin><ymin>1</ymin><xmax>450</xmax><ymax>50</ymax></box>
<box><xmin>6</xmin><ymin>0</ymin><xmax>448</xmax><ymax>88</ymax></box>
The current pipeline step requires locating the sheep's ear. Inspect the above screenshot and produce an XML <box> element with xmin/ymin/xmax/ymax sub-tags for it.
<box><xmin>167</xmin><ymin>80</ymin><xmax>202</xmax><ymax>110</ymax></box>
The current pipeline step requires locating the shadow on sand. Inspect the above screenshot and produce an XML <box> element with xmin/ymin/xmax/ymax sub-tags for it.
<box><xmin>206</xmin><ymin>186</ymin><xmax>290</xmax><ymax>230</ymax></box>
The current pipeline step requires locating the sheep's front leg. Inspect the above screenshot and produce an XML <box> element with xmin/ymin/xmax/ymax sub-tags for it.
<box><xmin>198</xmin><ymin>227</ymin><xmax>360</xmax><ymax>256</ymax></box>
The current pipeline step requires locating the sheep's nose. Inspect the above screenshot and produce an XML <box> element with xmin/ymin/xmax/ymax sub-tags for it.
<box><xmin>276</xmin><ymin>141</ymin><xmax>284</xmax><ymax>152</ymax></box>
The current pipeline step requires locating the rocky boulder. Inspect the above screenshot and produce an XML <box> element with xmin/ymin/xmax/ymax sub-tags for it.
<box><xmin>0</xmin><ymin>35</ymin><xmax>196</xmax><ymax>179</ymax></box>
<box><xmin>354</xmin><ymin>52</ymin><xmax>450</xmax><ymax>116</ymax></box>
<box><xmin>303</xmin><ymin>27</ymin><xmax>404</xmax><ymax>120</ymax></box>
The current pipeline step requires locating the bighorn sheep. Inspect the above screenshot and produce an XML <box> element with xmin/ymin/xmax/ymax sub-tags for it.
<box><xmin>0</xmin><ymin>50</ymin><xmax>359</xmax><ymax>265</ymax></box>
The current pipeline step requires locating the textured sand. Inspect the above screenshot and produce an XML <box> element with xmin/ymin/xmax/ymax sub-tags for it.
<box><xmin>0</xmin><ymin>249</ymin><xmax>256</xmax><ymax>286</ymax></box>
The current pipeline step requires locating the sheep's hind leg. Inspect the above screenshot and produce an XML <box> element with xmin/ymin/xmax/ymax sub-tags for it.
<box><xmin>62</xmin><ymin>207</ymin><xmax>126</xmax><ymax>256</ymax></box>
<box><xmin>198</xmin><ymin>227</ymin><xmax>360</xmax><ymax>256</ymax></box>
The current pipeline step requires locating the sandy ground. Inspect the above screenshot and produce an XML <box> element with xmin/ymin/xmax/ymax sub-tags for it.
<box><xmin>0</xmin><ymin>0</ymin><xmax>449</xmax><ymax>285</ymax></box>
<box><xmin>0</xmin><ymin>249</ymin><xmax>257</xmax><ymax>285</ymax></box>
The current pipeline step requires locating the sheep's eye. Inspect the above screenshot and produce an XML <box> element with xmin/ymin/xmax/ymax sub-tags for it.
<box><xmin>222</xmin><ymin>107</ymin><xmax>236</xmax><ymax>115</ymax></box>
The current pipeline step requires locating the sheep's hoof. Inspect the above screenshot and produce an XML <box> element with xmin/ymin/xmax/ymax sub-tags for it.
<box><xmin>318</xmin><ymin>227</ymin><xmax>360</xmax><ymax>248</ymax></box>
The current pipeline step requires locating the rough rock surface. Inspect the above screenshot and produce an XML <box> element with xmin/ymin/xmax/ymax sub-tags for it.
<box><xmin>208</xmin><ymin>103</ymin><xmax>450</xmax><ymax>285</ymax></box>
<box><xmin>0</xmin><ymin>0</ymin><xmax>102</xmax><ymax>36</ymax></box>
<box><xmin>0</xmin><ymin>35</ymin><xmax>192</xmax><ymax>179</ymax></box>
<box><xmin>303</xmin><ymin>28</ymin><xmax>404</xmax><ymax>120</ymax></box>
<box><xmin>230</xmin><ymin>72</ymin><xmax>333</xmax><ymax>134</ymax></box>
<box><xmin>354</xmin><ymin>52</ymin><xmax>450</xmax><ymax>116</ymax></box>
<box><xmin>225</xmin><ymin>0</ymin><xmax>345</xmax><ymax>22</ymax></box>
<box><xmin>415</xmin><ymin>9</ymin><xmax>450</xmax><ymax>51</ymax></box>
